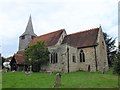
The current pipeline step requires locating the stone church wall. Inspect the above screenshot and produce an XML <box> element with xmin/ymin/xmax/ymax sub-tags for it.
<box><xmin>96</xmin><ymin>28</ymin><xmax>109</xmax><ymax>72</ymax></box>
<box><xmin>56</xmin><ymin>30</ymin><xmax>67</xmax><ymax>46</ymax></box>
<box><xmin>67</xmin><ymin>45</ymin><xmax>79</xmax><ymax>72</ymax></box>
<box><xmin>19</xmin><ymin>35</ymin><xmax>32</xmax><ymax>50</ymax></box>
<box><xmin>77</xmin><ymin>47</ymin><xmax>96</xmax><ymax>72</ymax></box>
<box><xmin>46</xmin><ymin>44</ymin><xmax>68</xmax><ymax>72</ymax></box>
<box><xmin>40</xmin><ymin>28</ymin><xmax>108</xmax><ymax>73</ymax></box>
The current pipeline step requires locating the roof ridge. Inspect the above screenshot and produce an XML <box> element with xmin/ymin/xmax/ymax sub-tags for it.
<box><xmin>36</xmin><ymin>29</ymin><xmax>65</xmax><ymax>38</ymax></box>
<box><xmin>67</xmin><ymin>27</ymin><xmax>99</xmax><ymax>36</ymax></box>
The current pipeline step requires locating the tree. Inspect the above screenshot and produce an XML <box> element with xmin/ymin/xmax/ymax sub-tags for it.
<box><xmin>113</xmin><ymin>52</ymin><xmax>120</xmax><ymax>74</ymax></box>
<box><xmin>103</xmin><ymin>32</ymin><xmax>116</xmax><ymax>52</ymax></box>
<box><xmin>113</xmin><ymin>45</ymin><xmax>120</xmax><ymax>87</ymax></box>
<box><xmin>103</xmin><ymin>32</ymin><xmax>116</xmax><ymax>67</ymax></box>
<box><xmin>25</xmin><ymin>41</ymin><xmax>49</xmax><ymax>72</ymax></box>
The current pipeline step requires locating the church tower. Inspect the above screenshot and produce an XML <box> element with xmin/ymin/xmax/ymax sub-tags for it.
<box><xmin>19</xmin><ymin>16</ymin><xmax>37</xmax><ymax>50</ymax></box>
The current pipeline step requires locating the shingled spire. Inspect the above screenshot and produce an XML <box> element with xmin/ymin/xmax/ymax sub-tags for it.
<box><xmin>19</xmin><ymin>16</ymin><xmax>37</xmax><ymax>50</ymax></box>
<box><xmin>21</xmin><ymin>16</ymin><xmax>37</xmax><ymax>36</ymax></box>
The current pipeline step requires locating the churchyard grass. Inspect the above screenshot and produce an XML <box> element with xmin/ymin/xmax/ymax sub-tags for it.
<box><xmin>2</xmin><ymin>70</ymin><xmax>118</xmax><ymax>88</ymax></box>
<box><xmin>0</xmin><ymin>72</ymin><xmax>2</xmax><ymax>89</ymax></box>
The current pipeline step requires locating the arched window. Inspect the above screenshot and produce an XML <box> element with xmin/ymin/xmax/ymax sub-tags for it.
<box><xmin>53</xmin><ymin>53</ymin><xmax>56</xmax><ymax>64</ymax></box>
<box><xmin>51</xmin><ymin>53</ymin><xmax>53</xmax><ymax>64</ymax></box>
<box><xmin>72</xmin><ymin>53</ymin><xmax>76</xmax><ymax>63</ymax></box>
<box><xmin>51</xmin><ymin>52</ymin><xmax>58</xmax><ymax>64</ymax></box>
<box><xmin>55</xmin><ymin>53</ymin><xmax>58</xmax><ymax>63</ymax></box>
<box><xmin>80</xmin><ymin>50</ymin><xmax>85</xmax><ymax>62</ymax></box>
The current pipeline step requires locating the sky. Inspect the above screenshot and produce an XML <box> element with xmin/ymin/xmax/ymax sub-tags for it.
<box><xmin>0</xmin><ymin>0</ymin><xmax>119</xmax><ymax>57</ymax></box>
<box><xmin>119</xmin><ymin>1</ymin><xmax>120</xmax><ymax>43</ymax></box>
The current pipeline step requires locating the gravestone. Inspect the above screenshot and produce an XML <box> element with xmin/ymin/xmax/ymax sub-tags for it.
<box><xmin>30</xmin><ymin>65</ymin><xmax>32</xmax><ymax>73</ymax></box>
<box><xmin>54</xmin><ymin>73</ymin><xmax>61</xmax><ymax>88</ymax></box>
<box><xmin>25</xmin><ymin>66</ymin><xmax>32</xmax><ymax>76</ymax></box>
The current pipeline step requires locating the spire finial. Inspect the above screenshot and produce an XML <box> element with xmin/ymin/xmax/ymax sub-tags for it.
<box><xmin>29</xmin><ymin>14</ymin><xmax>31</xmax><ymax>20</ymax></box>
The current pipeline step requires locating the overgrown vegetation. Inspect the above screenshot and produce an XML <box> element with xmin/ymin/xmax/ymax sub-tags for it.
<box><xmin>103</xmin><ymin>33</ymin><xmax>120</xmax><ymax>87</ymax></box>
<box><xmin>113</xmin><ymin>45</ymin><xmax>120</xmax><ymax>87</ymax></box>
<box><xmin>25</xmin><ymin>41</ymin><xmax>49</xmax><ymax>72</ymax></box>
<box><xmin>113</xmin><ymin>51</ymin><xmax>120</xmax><ymax>75</ymax></box>
<box><xmin>2</xmin><ymin>71</ymin><xmax>118</xmax><ymax>88</ymax></box>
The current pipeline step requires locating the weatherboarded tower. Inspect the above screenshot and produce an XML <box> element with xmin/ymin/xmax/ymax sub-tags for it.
<box><xmin>19</xmin><ymin>16</ymin><xmax>37</xmax><ymax>50</ymax></box>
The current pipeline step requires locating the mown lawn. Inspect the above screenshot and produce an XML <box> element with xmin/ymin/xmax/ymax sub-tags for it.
<box><xmin>2</xmin><ymin>70</ymin><xmax>118</xmax><ymax>88</ymax></box>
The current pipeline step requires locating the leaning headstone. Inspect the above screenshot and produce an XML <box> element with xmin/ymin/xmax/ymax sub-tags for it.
<box><xmin>29</xmin><ymin>65</ymin><xmax>32</xmax><ymax>73</ymax></box>
<box><xmin>54</xmin><ymin>73</ymin><xmax>61</xmax><ymax>88</ymax></box>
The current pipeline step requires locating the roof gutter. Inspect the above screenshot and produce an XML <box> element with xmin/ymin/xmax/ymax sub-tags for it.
<box><xmin>77</xmin><ymin>44</ymin><xmax>97</xmax><ymax>49</ymax></box>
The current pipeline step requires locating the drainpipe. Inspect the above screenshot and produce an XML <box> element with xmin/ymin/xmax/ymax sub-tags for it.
<box><xmin>67</xmin><ymin>47</ymin><xmax>69</xmax><ymax>73</ymax></box>
<box><xmin>94</xmin><ymin>46</ymin><xmax>97</xmax><ymax>71</ymax></box>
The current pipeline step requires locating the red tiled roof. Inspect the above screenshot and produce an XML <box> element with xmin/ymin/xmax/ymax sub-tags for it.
<box><xmin>62</xmin><ymin>28</ymin><xmax>99</xmax><ymax>48</ymax></box>
<box><xmin>14</xmin><ymin>54</ymin><xmax>25</xmax><ymax>64</ymax></box>
<box><xmin>5</xmin><ymin>57</ymin><xmax>12</xmax><ymax>62</ymax></box>
<box><xmin>5</xmin><ymin>59</ymin><xmax>11</xmax><ymax>62</ymax></box>
<box><xmin>30</xmin><ymin>29</ymin><xmax>65</xmax><ymax>46</ymax></box>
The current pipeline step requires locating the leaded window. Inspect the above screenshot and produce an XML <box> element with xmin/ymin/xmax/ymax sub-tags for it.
<box><xmin>80</xmin><ymin>50</ymin><xmax>85</xmax><ymax>62</ymax></box>
<box><xmin>51</xmin><ymin>52</ymin><xmax>58</xmax><ymax>64</ymax></box>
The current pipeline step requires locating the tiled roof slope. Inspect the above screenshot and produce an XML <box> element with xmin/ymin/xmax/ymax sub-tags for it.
<box><xmin>14</xmin><ymin>54</ymin><xmax>25</xmax><ymax>64</ymax></box>
<box><xmin>30</xmin><ymin>29</ymin><xmax>65</xmax><ymax>46</ymax></box>
<box><xmin>62</xmin><ymin>28</ymin><xmax>99</xmax><ymax>48</ymax></box>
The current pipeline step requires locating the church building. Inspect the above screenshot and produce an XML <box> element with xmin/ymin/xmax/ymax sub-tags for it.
<box><xmin>16</xmin><ymin>16</ymin><xmax>109</xmax><ymax>72</ymax></box>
